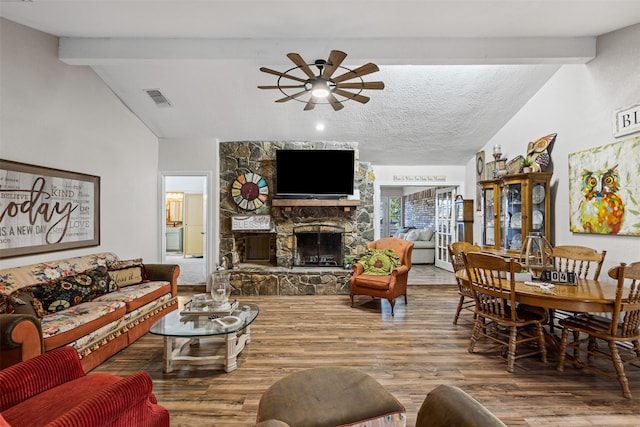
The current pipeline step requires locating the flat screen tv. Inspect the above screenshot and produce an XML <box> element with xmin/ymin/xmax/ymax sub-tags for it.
<box><xmin>275</xmin><ymin>149</ymin><xmax>355</xmax><ymax>198</ymax></box>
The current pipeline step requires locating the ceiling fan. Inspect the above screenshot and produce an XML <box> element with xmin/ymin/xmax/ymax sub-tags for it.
<box><xmin>258</xmin><ymin>50</ymin><xmax>384</xmax><ymax>111</ymax></box>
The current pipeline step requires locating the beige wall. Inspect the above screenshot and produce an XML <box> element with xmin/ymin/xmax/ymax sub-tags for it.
<box><xmin>469</xmin><ymin>24</ymin><xmax>640</xmax><ymax>275</ymax></box>
<box><xmin>0</xmin><ymin>19</ymin><xmax>160</xmax><ymax>268</ymax></box>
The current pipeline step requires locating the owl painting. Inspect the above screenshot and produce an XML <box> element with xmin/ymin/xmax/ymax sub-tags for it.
<box><xmin>579</xmin><ymin>165</ymin><xmax>625</xmax><ymax>234</ymax></box>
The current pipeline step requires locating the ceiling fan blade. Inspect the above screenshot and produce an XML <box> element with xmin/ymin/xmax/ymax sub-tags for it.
<box><xmin>287</xmin><ymin>53</ymin><xmax>316</xmax><ymax>79</ymax></box>
<box><xmin>333</xmin><ymin>88</ymin><xmax>370</xmax><ymax>104</ymax></box>
<box><xmin>275</xmin><ymin>90</ymin><xmax>309</xmax><ymax>103</ymax></box>
<box><xmin>258</xmin><ymin>85</ymin><xmax>306</xmax><ymax>90</ymax></box>
<box><xmin>260</xmin><ymin>67</ymin><xmax>307</xmax><ymax>83</ymax></box>
<box><xmin>327</xmin><ymin>94</ymin><xmax>344</xmax><ymax>111</ymax></box>
<box><xmin>321</xmin><ymin>50</ymin><xmax>347</xmax><ymax>79</ymax></box>
<box><xmin>304</xmin><ymin>97</ymin><xmax>316</xmax><ymax>111</ymax></box>
<box><xmin>332</xmin><ymin>63</ymin><xmax>380</xmax><ymax>83</ymax></box>
<box><xmin>336</xmin><ymin>81</ymin><xmax>385</xmax><ymax>90</ymax></box>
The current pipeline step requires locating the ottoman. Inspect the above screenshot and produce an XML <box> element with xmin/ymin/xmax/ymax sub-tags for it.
<box><xmin>256</xmin><ymin>367</ymin><xmax>406</xmax><ymax>427</ymax></box>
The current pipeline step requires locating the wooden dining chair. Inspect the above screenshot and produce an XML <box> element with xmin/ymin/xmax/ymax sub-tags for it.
<box><xmin>550</xmin><ymin>245</ymin><xmax>607</xmax><ymax>329</ymax></box>
<box><xmin>552</xmin><ymin>245</ymin><xmax>606</xmax><ymax>280</ymax></box>
<box><xmin>556</xmin><ymin>261</ymin><xmax>640</xmax><ymax>398</ymax></box>
<box><xmin>463</xmin><ymin>251</ymin><xmax>548</xmax><ymax>373</ymax></box>
<box><xmin>448</xmin><ymin>242</ymin><xmax>481</xmax><ymax>325</ymax></box>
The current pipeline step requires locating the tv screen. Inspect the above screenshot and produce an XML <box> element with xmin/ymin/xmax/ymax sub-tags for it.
<box><xmin>275</xmin><ymin>150</ymin><xmax>355</xmax><ymax>198</ymax></box>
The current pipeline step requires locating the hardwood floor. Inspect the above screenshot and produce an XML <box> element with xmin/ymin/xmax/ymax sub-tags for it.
<box><xmin>92</xmin><ymin>285</ymin><xmax>640</xmax><ymax>427</ymax></box>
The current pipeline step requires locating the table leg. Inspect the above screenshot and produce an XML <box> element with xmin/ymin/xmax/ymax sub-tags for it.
<box><xmin>224</xmin><ymin>333</ymin><xmax>238</xmax><ymax>372</ymax></box>
<box><xmin>163</xmin><ymin>337</ymin><xmax>174</xmax><ymax>373</ymax></box>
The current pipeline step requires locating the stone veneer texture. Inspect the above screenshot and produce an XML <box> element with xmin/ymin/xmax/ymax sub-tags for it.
<box><xmin>218</xmin><ymin>141</ymin><xmax>375</xmax><ymax>295</ymax></box>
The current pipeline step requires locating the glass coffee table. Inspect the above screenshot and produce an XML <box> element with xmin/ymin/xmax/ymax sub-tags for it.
<box><xmin>150</xmin><ymin>303</ymin><xmax>259</xmax><ymax>373</ymax></box>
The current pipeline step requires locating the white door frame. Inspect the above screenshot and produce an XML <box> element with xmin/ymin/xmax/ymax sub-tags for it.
<box><xmin>159</xmin><ymin>172</ymin><xmax>212</xmax><ymax>284</ymax></box>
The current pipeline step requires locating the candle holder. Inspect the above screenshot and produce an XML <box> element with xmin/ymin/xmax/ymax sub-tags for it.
<box><xmin>210</xmin><ymin>272</ymin><xmax>231</xmax><ymax>311</ymax></box>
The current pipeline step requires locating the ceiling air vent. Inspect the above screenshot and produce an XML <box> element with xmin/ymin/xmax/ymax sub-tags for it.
<box><xmin>144</xmin><ymin>89</ymin><xmax>172</xmax><ymax>108</ymax></box>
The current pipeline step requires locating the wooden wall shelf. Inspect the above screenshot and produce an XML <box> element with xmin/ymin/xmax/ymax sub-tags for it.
<box><xmin>272</xmin><ymin>199</ymin><xmax>360</xmax><ymax>212</ymax></box>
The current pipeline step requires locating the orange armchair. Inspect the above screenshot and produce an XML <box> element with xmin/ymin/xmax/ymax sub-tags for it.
<box><xmin>350</xmin><ymin>237</ymin><xmax>414</xmax><ymax>316</ymax></box>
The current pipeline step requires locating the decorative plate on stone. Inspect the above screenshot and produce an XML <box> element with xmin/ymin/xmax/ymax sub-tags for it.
<box><xmin>231</xmin><ymin>172</ymin><xmax>269</xmax><ymax>210</ymax></box>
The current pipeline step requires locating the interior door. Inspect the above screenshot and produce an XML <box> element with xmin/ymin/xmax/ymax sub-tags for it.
<box><xmin>184</xmin><ymin>193</ymin><xmax>204</xmax><ymax>257</ymax></box>
<box><xmin>435</xmin><ymin>187</ymin><xmax>457</xmax><ymax>271</ymax></box>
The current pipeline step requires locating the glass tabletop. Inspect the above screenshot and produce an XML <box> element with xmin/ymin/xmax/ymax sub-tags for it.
<box><xmin>150</xmin><ymin>303</ymin><xmax>259</xmax><ymax>338</ymax></box>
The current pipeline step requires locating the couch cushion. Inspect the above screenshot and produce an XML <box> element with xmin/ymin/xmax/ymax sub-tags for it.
<box><xmin>93</xmin><ymin>281</ymin><xmax>171</xmax><ymax>312</ymax></box>
<box><xmin>108</xmin><ymin>266</ymin><xmax>148</xmax><ymax>288</ymax></box>
<box><xmin>41</xmin><ymin>301</ymin><xmax>126</xmax><ymax>351</ymax></box>
<box><xmin>352</xmin><ymin>274</ymin><xmax>392</xmax><ymax>290</ymax></box>
<box><xmin>412</xmin><ymin>240</ymin><xmax>436</xmax><ymax>249</ymax></box>
<box><xmin>29</xmin><ymin>267</ymin><xmax>118</xmax><ymax>317</ymax></box>
<box><xmin>1</xmin><ymin>373</ymin><xmax>122</xmax><ymax>427</ymax></box>
<box><xmin>358</xmin><ymin>249</ymin><xmax>400</xmax><ymax>276</ymax></box>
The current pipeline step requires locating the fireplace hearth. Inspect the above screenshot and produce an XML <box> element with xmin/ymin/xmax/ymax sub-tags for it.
<box><xmin>293</xmin><ymin>225</ymin><xmax>345</xmax><ymax>267</ymax></box>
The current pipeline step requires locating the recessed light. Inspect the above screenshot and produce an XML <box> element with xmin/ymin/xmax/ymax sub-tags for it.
<box><xmin>315</xmin><ymin>123</ymin><xmax>325</xmax><ymax>131</ymax></box>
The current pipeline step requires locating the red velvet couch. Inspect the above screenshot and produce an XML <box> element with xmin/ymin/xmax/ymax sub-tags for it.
<box><xmin>0</xmin><ymin>346</ymin><xmax>169</xmax><ymax>427</ymax></box>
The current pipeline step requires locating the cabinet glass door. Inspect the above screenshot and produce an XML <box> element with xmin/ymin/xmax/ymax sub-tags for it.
<box><xmin>482</xmin><ymin>186</ymin><xmax>495</xmax><ymax>247</ymax></box>
<box><xmin>530</xmin><ymin>182</ymin><xmax>547</xmax><ymax>240</ymax></box>
<box><xmin>503</xmin><ymin>182</ymin><xmax>523</xmax><ymax>251</ymax></box>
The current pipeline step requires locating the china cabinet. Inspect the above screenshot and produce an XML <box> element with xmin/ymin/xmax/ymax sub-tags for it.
<box><xmin>455</xmin><ymin>195</ymin><xmax>474</xmax><ymax>243</ymax></box>
<box><xmin>480</xmin><ymin>172</ymin><xmax>552</xmax><ymax>253</ymax></box>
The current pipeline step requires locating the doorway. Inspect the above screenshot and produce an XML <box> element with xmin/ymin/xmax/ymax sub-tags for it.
<box><xmin>161</xmin><ymin>174</ymin><xmax>208</xmax><ymax>285</ymax></box>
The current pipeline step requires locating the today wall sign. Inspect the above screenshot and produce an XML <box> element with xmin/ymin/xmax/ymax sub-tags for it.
<box><xmin>613</xmin><ymin>103</ymin><xmax>640</xmax><ymax>137</ymax></box>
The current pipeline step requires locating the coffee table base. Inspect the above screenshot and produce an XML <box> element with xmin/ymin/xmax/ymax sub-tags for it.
<box><xmin>162</xmin><ymin>326</ymin><xmax>251</xmax><ymax>373</ymax></box>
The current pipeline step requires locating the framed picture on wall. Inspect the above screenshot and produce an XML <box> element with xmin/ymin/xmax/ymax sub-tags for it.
<box><xmin>568</xmin><ymin>136</ymin><xmax>640</xmax><ymax>236</ymax></box>
<box><xmin>0</xmin><ymin>159</ymin><xmax>100</xmax><ymax>258</ymax></box>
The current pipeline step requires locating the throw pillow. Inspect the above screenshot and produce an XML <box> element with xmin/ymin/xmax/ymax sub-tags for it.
<box><xmin>419</xmin><ymin>228</ymin><xmax>434</xmax><ymax>242</ymax></box>
<box><xmin>404</xmin><ymin>229</ymin><xmax>421</xmax><ymax>241</ymax></box>
<box><xmin>358</xmin><ymin>249</ymin><xmax>401</xmax><ymax>276</ymax></box>
<box><xmin>30</xmin><ymin>266</ymin><xmax>118</xmax><ymax>316</ymax></box>
<box><xmin>108</xmin><ymin>258</ymin><xmax>148</xmax><ymax>287</ymax></box>
<box><xmin>108</xmin><ymin>266</ymin><xmax>147</xmax><ymax>287</ymax></box>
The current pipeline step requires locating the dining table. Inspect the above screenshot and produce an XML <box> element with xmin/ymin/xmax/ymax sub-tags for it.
<box><xmin>455</xmin><ymin>269</ymin><xmax>620</xmax><ymax>352</ymax></box>
<box><xmin>455</xmin><ymin>269</ymin><xmax>619</xmax><ymax>314</ymax></box>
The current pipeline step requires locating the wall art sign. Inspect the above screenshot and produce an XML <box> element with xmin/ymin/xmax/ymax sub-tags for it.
<box><xmin>568</xmin><ymin>137</ymin><xmax>640</xmax><ymax>236</ymax></box>
<box><xmin>0</xmin><ymin>160</ymin><xmax>100</xmax><ymax>258</ymax></box>
<box><xmin>613</xmin><ymin>103</ymin><xmax>640</xmax><ymax>137</ymax></box>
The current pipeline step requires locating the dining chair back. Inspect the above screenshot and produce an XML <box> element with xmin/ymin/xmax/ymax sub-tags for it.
<box><xmin>556</xmin><ymin>261</ymin><xmax>640</xmax><ymax>398</ymax></box>
<box><xmin>448</xmin><ymin>242</ymin><xmax>481</xmax><ymax>325</ymax></box>
<box><xmin>549</xmin><ymin>245</ymin><xmax>607</xmax><ymax>330</ymax></box>
<box><xmin>463</xmin><ymin>251</ymin><xmax>547</xmax><ymax>372</ymax></box>
<box><xmin>552</xmin><ymin>245</ymin><xmax>606</xmax><ymax>280</ymax></box>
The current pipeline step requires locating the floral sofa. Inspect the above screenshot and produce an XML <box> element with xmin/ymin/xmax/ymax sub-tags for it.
<box><xmin>393</xmin><ymin>227</ymin><xmax>436</xmax><ymax>264</ymax></box>
<box><xmin>0</xmin><ymin>252</ymin><xmax>179</xmax><ymax>372</ymax></box>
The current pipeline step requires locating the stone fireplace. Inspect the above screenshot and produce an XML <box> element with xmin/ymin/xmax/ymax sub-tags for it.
<box><xmin>218</xmin><ymin>141</ymin><xmax>375</xmax><ymax>296</ymax></box>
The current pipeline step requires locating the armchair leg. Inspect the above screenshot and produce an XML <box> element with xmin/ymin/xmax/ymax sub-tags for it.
<box><xmin>350</xmin><ymin>294</ymin><xmax>354</xmax><ymax>308</ymax></box>
<box><xmin>388</xmin><ymin>299</ymin><xmax>395</xmax><ymax>316</ymax></box>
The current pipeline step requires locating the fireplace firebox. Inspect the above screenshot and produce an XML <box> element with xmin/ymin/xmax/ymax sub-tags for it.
<box><xmin>293</xmin><ymin>225</ymin><xmax>345</xmax><ymax>267</ymax></box>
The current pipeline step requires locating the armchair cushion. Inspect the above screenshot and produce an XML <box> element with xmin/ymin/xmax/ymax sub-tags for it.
<box><xmin>358</xmin><ymin>249</ymin><xmax>400</xmax><ymax>276</ymax></box>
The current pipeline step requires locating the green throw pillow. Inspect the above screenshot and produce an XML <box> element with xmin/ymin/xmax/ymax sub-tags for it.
<box><xmin>359</xmin><ymin>249</ymin><xmax>400</xmax><ymax>276</ymax></box>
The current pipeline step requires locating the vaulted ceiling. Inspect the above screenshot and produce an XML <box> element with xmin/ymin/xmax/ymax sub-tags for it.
<box><xmin>2</xmin><ymin>1</ymin><xmax>639</xmax><ymax>165</ymax></box>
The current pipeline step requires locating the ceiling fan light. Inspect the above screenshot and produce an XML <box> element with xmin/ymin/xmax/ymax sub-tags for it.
<box><xmin>310</xmin><ymin>80</ymin><xmax>330</xmax><ymax>98</ymax></box>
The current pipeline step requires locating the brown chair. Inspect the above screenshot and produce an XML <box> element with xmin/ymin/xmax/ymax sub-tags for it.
<box><xmin>552</xmin><ymin>245</ymin><xmax>606</xmax><ymax>280</ymax></box>
<box><xmin>448</xmin><ymin>242</ymin><xmax>481</xmax><ymax>325</ymax></box>
<box><xmin>557</xmin><ymin>261</ymin><xmax>640</xmax><ymax>398</ymax></box>
<box><xmin>463</xmin><ymin>251</ymin><xmax>548</xmax><ymax>372</ymax></box>
<box><xmin>550</xmin><ymin>245</ymin><xmax>607</xmax><ymax>328</ymax></box>
<box><xmin>350</xmin><ymin>237</ymin><xmax>414</xmax><ymax>316</ymax></box>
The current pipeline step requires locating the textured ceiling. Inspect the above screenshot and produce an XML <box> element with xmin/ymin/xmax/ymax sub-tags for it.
<box><xmin>2</xmin><ymin>1</ymin><xmax>639</xmax><ymax>166</ymax></box>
